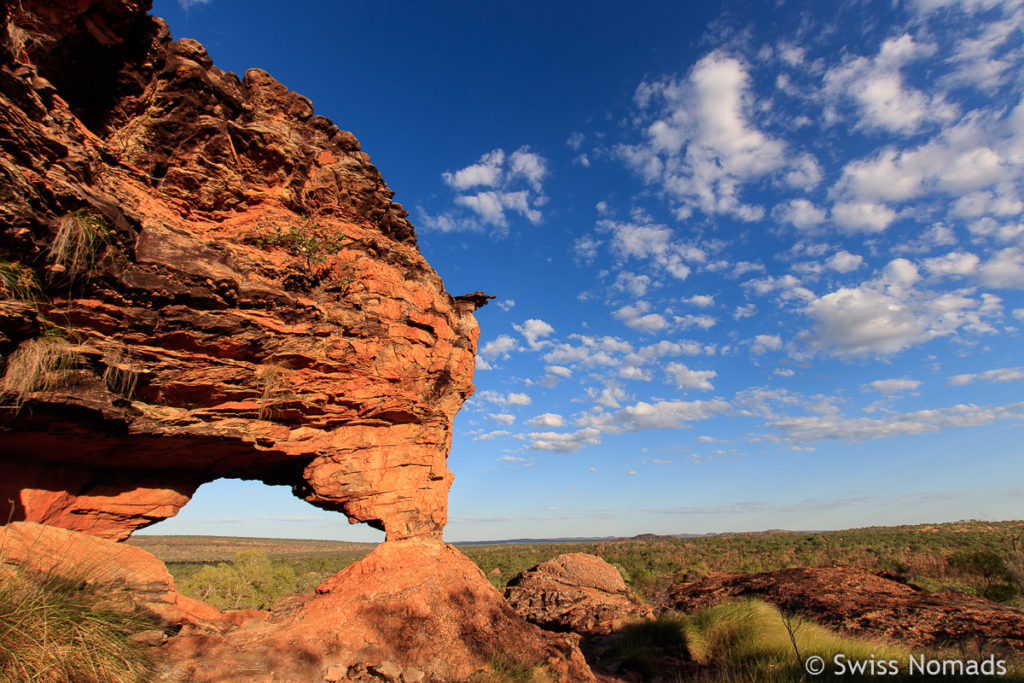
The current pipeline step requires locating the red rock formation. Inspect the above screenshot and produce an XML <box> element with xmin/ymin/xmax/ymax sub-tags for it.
<box><xmin>0</xmin><ymin>1</ymin><xmax>596</xmax><ymax>677</ymax></box>
<box><xmin>0</xmin><ymin>0</ymin><xmax>478</xmax><ymax>543</ymax></box>
<box><xmin>504</xmin><ymin>553</ymin><xmax>655</xmax><ymax>636</ymax></box>
<box><xmin>669</xmin><ymin>567</ymin><xmax>1024</xmax><ymax>653</ymax></box>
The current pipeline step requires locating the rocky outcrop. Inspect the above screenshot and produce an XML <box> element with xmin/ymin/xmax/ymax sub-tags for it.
<box><xmin>160</xmin><ymin>540</ymin><xmax>594</xmax><ymax>682</ymax></box>
<box><xmin>0</xmin><ymin>521</ymin><xmax>225</xmax><ymax>631</ymax></box>
<box><xmin>669</xmin><ymin>567</ymin><xmax>1024</xmax><ymax>653</ymax></box>
<box><xmin>0</xmin><ymin>0</ymin><xmax>480</xmax><ymax>542</ymax></box>
<box><xmin>0</xmin><ymin>1</ymin><xmax>595</xmax><ymax>678</ymax></box>
<box><xmin>504</xmin><ymin>553</ymin><xmax>654</xmax><ymax>635</ymax></box>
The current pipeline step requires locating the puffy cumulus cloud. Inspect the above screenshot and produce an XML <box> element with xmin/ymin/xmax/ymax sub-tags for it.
<box><xmin>588</xmin><ymin>381</ymin><xmax>629</xmax><ymax>409</ymax></box>
<box><xmin>622</xmin><ymin>52</ymin><xmax>820</xmax><ymax>222</ymax></box>
<box><xmin>830</xmin><ymin>201</ymin><xmax>898</xmax><ymax>232</ymax></box>
<box><xmin>527</xmin><ymin>413</ymin><xmax>565</xmax><ymax>428</ymax></box>
<box><xmin>573</xmin><ymin>234</ymin><xmax>603</xmax><ymax>264</ymax></box>
<box><xmin>769</xmin><ymin>401</ymin><xmax>1024</xmax><ymax>443</ymax></box>
<box><xmin>745</xmin><ymin>274</ymin><xmax>816</xmax><ymax>303</ymax></box>
<box><xmin>443</xmin><ymin>149</ymin><xmax>505</xmax><ymax>190</ymax></box>
<box><xmin>863</xmin><ymin>378</ymin><xmax>923</xmax><ymax>395</ymax></box>
<box><xmin>978</xmin><ymin>247</ymin><xmax>1024</xmax><ymax>288</ymax></box>
<box><xmin>479</xmin><ymin>334</ymin><xmax>519</xmax><ymax>359</ymax></box>
<box><xmin>579</xmin><ymin>398</ymin><xmax>731</xmax><ymax>433</ymax></box>
<box><xmin>676</xmin><ymin>314</ymin><xmax>717</xmax><ymax>330</ymax></box>
<box><xmin>665</xmin><ymin>362</ymin><xmax>717</xmax><ymax>390</ymax></box>
<box><xmin>921</xmin><ymin>251</ymin><xmax>980</xmax><ymax>278</ymax></box>
<box><xmin>614</xmin><ymin>271</ymin><xmax>653</xmax><ymax>297</ymax></box>
<box><xmin>598</xmin><ymin>219</ymin><xmax>700</xmax><ymax>280</ymax></box>
<box><xmin>477</xmin><ymin>390</ymin><xmax>532</xmax><ymax>406</ymax></box>
<box><xmin>526</xmin><ymin>427</ymin><xmax>602</xmax><ymax>453</ymax></box>
<box><xmin>473</xmin><ymin>430</ymin><xmax>511</xmax><ymax>441</ymax></box>
<box><xmin>614</xmin><ymin>302</ymin><xmax>670</xmax><ymax>333</ymax></box>
<box><xmin>513</xmin><ymin>318</ymin><xmax>555</xmax><ymax>350</ymax></box>
<box><xmin>803</xmin><ymin>257</ymin><xmax>998</xmax><ymax>356</ymax></box>
<box><xmin>751</xmin><ymin>334</ymin><xmax>783</xmax><ymax>355</ymax></box>
<box><xmin>489</xmin><ymin>413</ymin><xmax>516</xmax><ymax>425</ymax></box>
<box><xmin>948</xmin><ymin>366</ymin><xmax>1024</xmax><ymax>385</ymax></box>
<box><xmin>772</xmin><ymin>199</ymin><xmax>827</xmax><ymax>230</ymax></box>
<box><xmin>823</xmin><ymin>34</ymin><xmax>955</xmax><ymax>135</ymax></box>
<box><xmin>682</xmin><ymin>294</ymin><xmax>715</xmax><ymax>308</ymax></box>
<box><xmin>826</xmin><ymin>250</ymin><xmax>864</xmax><ymax>273</ymax></box>
<box><xmin>430</xmin><ymin>146</ymin><xmax>548</xmax><ymax>233</ymax></box>
<box><xmin>830</xmin><ymin>104</ymin><xmax>1024</xmax><ymax>216</ymax></box>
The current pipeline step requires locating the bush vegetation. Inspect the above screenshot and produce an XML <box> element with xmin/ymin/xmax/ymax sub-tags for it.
<box><xmin>255</xmin><ymin>217</ymin><xmax>346</xmax><ymax>269</ymax></box>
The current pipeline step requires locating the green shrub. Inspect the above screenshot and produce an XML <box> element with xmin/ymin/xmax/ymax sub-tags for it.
<box><xmin>181</xmin><ymin>549</ymin><xmax>299</xmax><ymax>610</ymax></box>
<box><xmin>0</xmin><ymin>562</ymin><xmax>156</xmax><ymax>682</ymax></box>
<box><xmin>256</xmin><ymin>217</ymin><xmax>346</xmax><ymax>269</ymax></box>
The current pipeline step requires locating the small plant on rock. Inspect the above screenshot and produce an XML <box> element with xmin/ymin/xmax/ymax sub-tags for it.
<box><xmin>0</xmin><ymin>260</ymin><xmax>40</xmax><ymax>302</ymax></box>
<box><xmin>102</xmin><ymin>343</ymin><xmax>139</xmax><ymax>400</ymax></box>
<box><xmin>50</xmin><ymin>209</ymin><xmax>112</xmax><ymax>281</ymax></box>
<box><xmin>0</xmin><ymin>335</ymin><xmax>78</xmax><ymax>407</ymax></box>
<box><xmin>256</xmin><ymin>216</ymin><xmax>346</xmax><ymax>271</ymax></box>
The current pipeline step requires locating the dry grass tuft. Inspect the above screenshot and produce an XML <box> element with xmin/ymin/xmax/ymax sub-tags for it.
<box><xmin>50</xmin><ymin>210</ymin><xmax>112</xmax><ymax>281</ymax></box>
<box><xmin>0</xmin><ymin>336</ymin><xmax>78</xmax><ymax>407</ymax></box>
<box><xmin>102</xmin><ymin>343</ymin><xmax>139</xmax><ymax>400</ymax></box>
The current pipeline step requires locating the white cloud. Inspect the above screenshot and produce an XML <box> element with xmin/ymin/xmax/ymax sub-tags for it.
<box><xmin>683</xmin><ymin>294</ymin><xmax>715</xmax><ymax>308</ymax></box>
<box><xmin>489</xmin><ymin>413</ymin><xmax>516</xmax><ymax>425</ymax></box>
<box><xmin>477</xmin><ymin>390</ymin><xmax>532</xmax><ymax>406</ymax></box>
<box><xmin>579</xmin><ymin>398</ymin><xmax>731</xmax><ymax>433</ymax></box>
<box><xmin>513</xmin><ymin>319</ymin><xmax>555</xmax><ymax>350</ymax></box>
<box><xmin>526</xmin><ymin>427</ymin><xmax>602</xmax><ymax>453</ymax></box>
<box><xmin>948</xmin><ymin>367</ymin><xmax>1024</xmax><ymax>385</ymax></box>
<box><xmin>978</xmin><ymin>247</ymin><xmax>1024</xmax><ymax>288</ymax></box>
<box><xmin>770</xmin><ymin>401</ymin><xmax>1024</xmax><ymax>443</ymax></box>
<box><xmin>863</xmin><ymin>378</ymin><xmax>922</xmax><ymax>395</ymax></box>
<box><xmin>614</xmin><ymin>302</ymin><xmax>670</xmax><ymax>333</ymax></box>
<box><xmin>496</xmin><ymin>299</ymin><xmax>516</xmax><ymax>311</ymax></box>
<box><xmin>751</xmin><ymin>334</ymin><xmax>783</xmax><ymax>355</ymax></box>
<box><xmin>177</xmin><ymin>0</ymin><xmax>211</xmax><ymax>8</ymax></box>
<box><xmin>599</xmin><ymin>219</ymin><xmax>697</xmax><ymax>280</ymax></box>
<box><xmin>804</xmin><ymin>257</ymin><xmax>996</xmax><ymax>356</ymax></box>
<box><xmin>623</xmin><ymin>52</ymin><xmax>819</xmax><ymax>221</ymax></box>
<box><xmin>527</xmin><ymin>413</ymin><xmax>566</xmax><ymax>428</ymax></box>
<box><xmin>480</xmin><ymin>334</ymin><xmax>519</xmax><ymax>359</ymax></box>
<box><xmin>614</xmin><ymin>272</ymin><xmax>653</xmax><ymax>297</ymax></box>
<box><xmin>665</xmin><ymin>362</ymin><xmax>717</xmax><ymax>390</ymax></box>
<box><xmin>773</xmin><ymin>199</ymin><xmax>827</xmax><ymax>230</ymax></box>
<box><xmin>546</xmin><ymin>365</ymin><xmax>572</xmax><ymax>378</ymax></box>
<box><xmin>831</xmin><ymin>201</ymin><xmax>898</xmax><ymax>233</ymax></box>
<box><xmin>676</xmin><ymin>314</ymin><xmax>717</xmax><ymax>330</ymax></box>
<box><xmin>922</xmin><ymin>251</ymin><xmax>980</xmax><ymax>277</ymax></box>
<box><xmin>443</xmin><ymin>149</ymin><xmax>505</xmax><ymax>190</ymax></box>
<box><xmin>435</xmin><ymin>146</ymin><xmax>549</xmax><ymax>232</ymax></box>
<box><xmin>826</xmin><ymin>251</ymin><xmax>864</xmax><ymax>273</ymax></box>
<box><xmin>823</xmin><ymin>34</ymin><xmax>954</xmax><ymax>135</ymax></box>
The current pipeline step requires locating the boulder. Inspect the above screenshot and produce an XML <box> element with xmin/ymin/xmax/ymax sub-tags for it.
<box><xmin>504</xmin><ymin>553</ymin><xmax>654</xmax><ymax>635</ymax></box>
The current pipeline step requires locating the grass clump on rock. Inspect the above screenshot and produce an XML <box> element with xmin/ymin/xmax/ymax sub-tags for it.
<box><xmin>0</xmin><ymin>562</ymin><xmax>156</xmax><ymax>682</ymax></box>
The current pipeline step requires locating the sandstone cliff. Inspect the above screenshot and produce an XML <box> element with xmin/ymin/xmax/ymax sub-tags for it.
<box><xmin>0</xmin><ymin>1</ymin><xmax>592</xmax><ymax>678</ymax></box>
<box><xmin>1</xmin><ymin>0</ymin><xmax>479</xmax><ymax>542</ymax></box>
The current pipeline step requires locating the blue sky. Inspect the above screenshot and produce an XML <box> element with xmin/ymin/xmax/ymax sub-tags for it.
<box><xmin>141</xmin><ymin>0</ymin><xmax>1024</xmax><ymax>542</ymax></box>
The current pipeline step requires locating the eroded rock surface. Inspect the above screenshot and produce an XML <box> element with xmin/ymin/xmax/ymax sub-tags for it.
<box><xmin>504</xmin><ymin>553</ymin><xmax>655</xmax><ymax>636</ymax></box>
<box><xmin>669</xmin><ymin>567</ymin><xmax>1024</xmax><ymax>653</ymax></box>
<box><xmin>160</xmin><ymin>540</ymin><xmax>595</xmax><ymax>682</ymax></box>
<box><xmin>0</xmin><ymin>0</ymin><xmax>482</xmax><ymax>542</ymax></box>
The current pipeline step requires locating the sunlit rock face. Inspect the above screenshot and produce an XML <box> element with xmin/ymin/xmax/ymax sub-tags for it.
<box><xmin>0</xmin><ymin>0</ymin><xmax>486</xmax><ymax>542</ymax></box>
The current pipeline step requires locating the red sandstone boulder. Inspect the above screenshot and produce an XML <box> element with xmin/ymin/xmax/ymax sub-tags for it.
<box><xmin>0</xmin><ymin>521</ymin><xmax>225</xmax><ymax>631</ymax></box>
<box><xmin>158</xmin><ymin>540</ymin><xmax>595</xmax><ymax>682</ymax></box>
<box><xmin>503</xmin><ymin>553</ymin><xmax>655</xmax><ymax>636</ymax></box>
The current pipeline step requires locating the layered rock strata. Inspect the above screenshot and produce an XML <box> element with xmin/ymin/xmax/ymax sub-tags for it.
<box><xmin>0</xmin><ymin>1</ymin><xmax>593</xmax><ymax>678</ymax></box>
<box><xmin>1</xmin><ymin>0</ymin><xmax>479</xmax><ymax>542</ymax></box>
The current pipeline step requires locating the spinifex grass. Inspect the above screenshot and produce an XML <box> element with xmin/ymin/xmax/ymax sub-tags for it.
<box><xmin>0</xmin><ymin>562</ymin><xmax>156</xmax><ymax>683</ymax></box>
<box><xmin>0</xmin><ymin>335</ymin><xmax>77</xmax><ymax>407</ymax></box>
